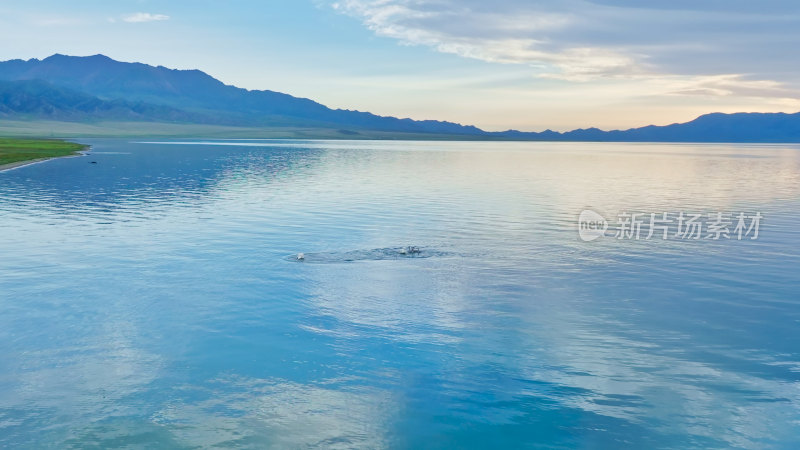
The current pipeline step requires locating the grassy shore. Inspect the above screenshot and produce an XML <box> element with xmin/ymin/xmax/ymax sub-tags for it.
<box><xmin>0</xmin><ymin>137</ymin><xmax>87</xmax><ymax>170</ymax></box>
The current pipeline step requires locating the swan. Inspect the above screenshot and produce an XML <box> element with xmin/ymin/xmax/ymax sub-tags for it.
<box><xmin>297</xmin><ymin>253</ymin><xmax>305</xmax><ymax>261</ymax></box>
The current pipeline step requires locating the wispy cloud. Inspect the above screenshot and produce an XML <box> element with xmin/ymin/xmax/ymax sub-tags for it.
<box><xmin>330</xmin><ymin>0</ymin><xmax>800</xmax><ymax>91</ymax></box>
<box><xmin>122</xmin><ymin>12</ymin><xmax>170</xmax><ymax>23</ymax></box>
<box><xmin>331</xmin><ymin>0</ymin><xmax>639</xmax><ymax>80</ymax></box>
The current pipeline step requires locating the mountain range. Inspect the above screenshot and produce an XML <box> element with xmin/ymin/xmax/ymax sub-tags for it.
<box><xmin>0</xmin><ymin>54</ymin><xmax>799</xmax><ymax>142</ymax></box>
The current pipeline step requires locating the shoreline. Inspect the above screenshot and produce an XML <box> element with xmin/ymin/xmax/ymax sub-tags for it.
<box><xmin>0</xmin><ymin>157</ymin><xmax>54</xmax><ymax>172</ymax></box>
<box><xmin>0</xmin><ymin>151</ymin><xmax>89</xmax><ymax>172</ymax></box>
<box><xmin>0</xmin><ymin>138</ymin><xmax>89</xmax><ymax>172</ymax></box>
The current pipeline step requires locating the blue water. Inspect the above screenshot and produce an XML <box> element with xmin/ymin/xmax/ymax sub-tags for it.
<box><xmin>1</xmin><ymin>139</ymin><xmax>799</xmax><ymax>448</ymax></box>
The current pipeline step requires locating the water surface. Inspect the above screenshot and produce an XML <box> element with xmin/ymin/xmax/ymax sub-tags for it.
<box><xmin>1</xmin><ymin>140</ymin><xmax>799</xmax><ymax>448</ymax></box>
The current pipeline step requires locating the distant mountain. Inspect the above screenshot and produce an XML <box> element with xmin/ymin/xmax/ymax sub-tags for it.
<box><xmin>0</xmin><ymin>54</ymin><xmax>485</xmax><ymax>135</ymax></box>
<box><xmin>0</xmin><ymin>79</ymin><xmax>205</xmax><ymax>122</ymax></box>
<box><xmin>500</xmin><ymin>112</ymin><xmax>800</xmax><ymax>143</ymax></box>
<box><xmin>0</xmin><ymin>54</ymin><xmax>798</xmax><ymax>142</ymax></box>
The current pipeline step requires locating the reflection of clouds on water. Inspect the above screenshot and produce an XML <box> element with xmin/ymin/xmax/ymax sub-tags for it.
<box><xmin>0</xmin><ymin>139</ymin><xmax>325</xmax><ymax>227</ymax></box>
<box><xmin>2</xmin><ymin>140</ymin><xmax>799</xmax><ymax>447</ymax></box>
<box><xmin>539</xmin><ymin>144</ymin><xmax>800</xmax><ymax>215</ymax></box>
<box><xmin>302</xmin><ymin>259</ymin><xmax>473</xmax><ymax>345</ymax></box>
<box><xmin>13</xmin><ymin>327</ymin><xmax>160</xmax><ymax>405</ymax></box>
<box><xmin>0</xmin><ymin>316</ymin><xmax>163</xmax><ymax>446</ymax></box>
<box><xmin>506</xmin><ymin>293</ymin><xmax>800</xmax><ymax>448</ymax></box>
<box><xmin>174</xmin><ymin>141</ymin><xmax>800</xmax><ymax>224</ymax></box>
<box><xmin>149</xmin><ymin>376</ymin><xmax>392</xmax><ymax>448</ymax></box>
<box><xmin>297</xmin><ymin>246</ymin><xmax>800</xmax><ymax>447</ymax></box>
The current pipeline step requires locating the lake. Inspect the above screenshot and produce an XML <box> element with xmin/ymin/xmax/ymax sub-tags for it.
<box><xmin>1</xmin><ymin>139</ymin><xmax>799</xmax><ymax>448</ymax></box>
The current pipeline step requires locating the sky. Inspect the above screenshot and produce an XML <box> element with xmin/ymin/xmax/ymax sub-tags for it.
<box><xmin>0</xmin><ymin>0</ymin><xmax>798</xmax><ymax>131</ymax></box>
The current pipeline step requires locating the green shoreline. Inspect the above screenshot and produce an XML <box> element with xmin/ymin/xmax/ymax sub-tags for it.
<box><xmin>0</xmin><ymin>137</ymin><xmax>88</xmax><ymax>171</ymax></box>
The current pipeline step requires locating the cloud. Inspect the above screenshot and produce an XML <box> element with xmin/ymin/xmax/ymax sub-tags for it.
<box><xmin>330</xmin><ymin>0</ymin><xmax>800</xmax><ymax>89</ymax></box>
<box><xmin>663</xmin><ymin>75</ymin><xmax>798</xmax><ymax>99</ymax></box>
<box><xmin>151</xmin><ymin>376</ymin><xmax>393</xmax><ymax>447</ymax></box>
<box><xmin>122</xmin><ymin>12</ymin><xmax>170</xmax><ymax>23</ymax></box>
<box><xmin>332</xmin><ymin>0</ymin><xmax>639</xmax><ymax>79</ymax></box>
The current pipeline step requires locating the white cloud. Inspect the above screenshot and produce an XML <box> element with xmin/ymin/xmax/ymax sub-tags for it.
<box><xmin>330</xmin><ymin>0</ymin><xmax>800</xmax><ymax>91</ymax></box>
<box><xmin>122</xmin><ymin>12</ymin><xmax>170</xmax><ymax>23</ymax></box>
<box><xmin>332</xmin><ymin>0</ymin><xmax>640</xmax><ymax>79</ymax></box>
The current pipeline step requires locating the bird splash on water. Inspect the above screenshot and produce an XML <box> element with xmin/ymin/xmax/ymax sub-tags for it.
<box><xmin>399</xmin><ymin>246</ymin><xmax>421</xmax><ymax>255</ymax></box>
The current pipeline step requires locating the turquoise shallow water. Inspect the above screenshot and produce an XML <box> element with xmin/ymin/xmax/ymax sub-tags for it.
<box><xmin>1</xmin><ymin>139</ymin><xmax>799</xmax><ymax>448</ymax></box>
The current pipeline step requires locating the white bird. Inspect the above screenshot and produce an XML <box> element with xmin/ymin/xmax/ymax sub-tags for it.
<box><xmin>297</xmin><ymin>253</ymin><xmax>305</xmax><ymax>261</ymax></box>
